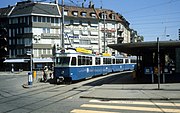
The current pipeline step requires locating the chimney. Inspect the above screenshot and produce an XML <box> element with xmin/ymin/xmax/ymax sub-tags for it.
<box><xmin>89</xmin><ymin>1</ymin><xmax>94</xmax><ymax>8</ymax></box>
<box><xmin>55</xmin><ymin>0</ymin><xmax>58</xmax><ymax>4</ymax></box>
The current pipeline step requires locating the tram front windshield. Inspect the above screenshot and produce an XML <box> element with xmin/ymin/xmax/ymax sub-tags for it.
<box><xmin>56</xmin><ymin>57</ymin><xmax>70</xmax><ymax>66</ymax></box>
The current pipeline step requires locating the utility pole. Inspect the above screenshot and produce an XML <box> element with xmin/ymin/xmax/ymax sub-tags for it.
<box><xmin>61</xmin><ymin>0</ymin><xmax>65</xmax><ymax>48</ymax></box>
<box><xmin>103</xmin><ymin>11</ymin><xmax>106</xmax><ymax>53</ymax></box>
<box><xmin>157</xmin><ymin>37</ymin><xmax>161</xmax><ymax>89</ymax></box>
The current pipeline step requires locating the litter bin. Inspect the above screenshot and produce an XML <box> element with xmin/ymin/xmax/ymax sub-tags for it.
<box><xmin>28</xmin><ymin>72</ymin><xmax>33</xmax><ymax>85</ymax></box>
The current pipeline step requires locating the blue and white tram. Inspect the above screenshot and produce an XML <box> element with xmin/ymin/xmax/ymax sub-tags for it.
<box><xmin>54</xmin><ymin>48</ymin><xmax>96</xmax><ymax>83</ymax></box>
<box><xmin>54</xmin><ymin>48</ymin><xmax>137</xmax><ymax>83</ymax></box>
<box><xmin>124</xmin><ymin>56</ymin><xmax>137</xmax><ymax>71</ymax></box>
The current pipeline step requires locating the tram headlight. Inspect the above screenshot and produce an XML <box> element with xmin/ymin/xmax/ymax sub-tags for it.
<box><xmin>61</xmin><ymin>71</ymin><xmax>64</xmax><ymax>74</ymax></box>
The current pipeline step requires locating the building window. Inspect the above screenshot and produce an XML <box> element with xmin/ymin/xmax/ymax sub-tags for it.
<box><xmin>43</xmin><ymin>49</ymin><xmax>46</xmax><ymax>54</ymax></box>
<box><xmin>9</xmin><ymin>29</ymin><xmax>11</xmax><ymax>37</ymax></box>
<box><xmin>51</xmin><ymin>17</ymin><xmax>54</xmax><ymax>23</ymax></box>
<box><xmin>64</xmin><ymin>10</ymin><xmax>68</xmax><ymax>16</ymax></box>
<box><xmin>72</xmin><ymin>11</ymin><xmax>78</xmax><ymax>16</ymax></box>
<box><xmin>12</xmin><ymin>18</ymin><xmax>18</xmax><ymax>24</ymax></box>
<box><xmin>38</xmin><ymin>49</ymin><xmax>42</xmax><ymax>56</ymax></box>
<box><xmin>47</xmin><ymin>17</ymin><xmax>50</xmax><ymax>23</ymax></box>
<box><xmin>111</xmin><ymin>14</ymin><xmax>115</xmax><ymax>20</ymax></box>
<box><xmin>20</xmin><ymin>17</ymin><xmax>23</xmax><ymax>23</ymax></box>
<box><xmin>80</xmin><ymin>39</ymin><xmax>90</xmax><ymax>45</ymax></box>
<box><xmin>9</xmin><ymin>39</ymin><xmax>12</xmax><ymax>45</ymax></box>
<box><xmin>55</xmin><ymin>18</ymin><xmax>59</xmax><ymax>23</ymax></box>
<box><xmin>9</xmin><ymin>19</ymin><xmax>11</xmax><ymax>24</ymax></box>
<box><xmin>43</xmin><ymin>28</ymin><xmax>50</xmax><ymax>33</ymax></box>
<box><xmin>34</xmin><ymin>49</ymin><xmax>38</xmax><ymax>57</ymax></box>
<box><xmin>42</xmin><ymin>17</ymin><xmax>46</xmax><ymax>22</ymax></box>
<box><xmin>25</xmin><ymin>38</ymin><xmax>32</xmax><ymax>46</ymax></box>
<box><xmin>81</xmin><ymin>12</ymin><xmax>87</xmax><ymax>17</ymax></box>
<box><xmin>101</xmin><ymin>13</ymin><xmax>107</xmax><ymax>19</ymax></box>
<box><xmin>38</xmin><ymin>16</ymin><xmax>41</xmax><ymax>22</ymax></box>
<box><xmin>90</xmin><ymin>13</ymin><xmax>96</xmax><ymax>18</ymax></box>
<box><xmin>12</xmin><ymin>29</ymin><xmax>15</xmax><ymax>37</ymax></box>
<box><xmin>24</xmin><ymin>27</ymin><xmax>32</xmax><ymax>33</ymax></box>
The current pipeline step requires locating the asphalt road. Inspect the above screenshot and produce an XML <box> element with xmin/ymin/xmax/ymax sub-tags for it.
<box><xmin>0</xmin><ymin>72</ymin><xmax>179</xmax><ymax>113</ymax></box>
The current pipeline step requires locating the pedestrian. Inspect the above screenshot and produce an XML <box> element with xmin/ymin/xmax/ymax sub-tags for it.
<box><xmin>43</xmin><ymin>66</ymin><xmax>48</xmax><ymax>82</ymax></box>
<box><xmin>11</xmin><ymin>64</ymin><xmax>14</xmax><ymax>73</ymax></box>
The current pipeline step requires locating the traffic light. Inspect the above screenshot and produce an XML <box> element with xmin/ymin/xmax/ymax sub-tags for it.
<box><xmin>0</xmin><ymin>28</ymin><xmax>8</xmax><ymax>58</ymax></box>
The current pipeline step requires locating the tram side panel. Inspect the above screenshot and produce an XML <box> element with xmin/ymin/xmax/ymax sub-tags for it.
<box><xmin>73</xmin><ymin>66</ymin><xmax>95</xmax><ymax>80</ymax></box>
<box><xmin>94</xmin><ymin>65</ymin><xmax>103</xmax><ymax>76</ymax></box>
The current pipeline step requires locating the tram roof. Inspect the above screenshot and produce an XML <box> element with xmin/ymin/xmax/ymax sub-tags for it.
<box><xmin>108</xmin><ymin>40</ymin><xmax>180</xmax><ymax>56</ymax></box>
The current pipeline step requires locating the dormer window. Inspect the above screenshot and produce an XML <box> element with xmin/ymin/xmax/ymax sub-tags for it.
<box><xmin>81</xmin><ymin>12</ymin><xmax>87</xmax><ymax>17</ymax></box>
<box><xmin>72</xmin><ymin>11</ymin><xmax>78</xmax><ymax>16</ymax></box>
<box><xmin>99</xmin><ymin>13</ymin><xmax>107</xmax><ymax>19</ymax></box>
<box><xmin>110</xmin><ymin>13</ymin><xmax>115</xmax><ymax>20</ymax></box>
<box><xmin>90</xmin><ymin>13</ymin><xmax>96</xmax><ymax>18</ymax></box>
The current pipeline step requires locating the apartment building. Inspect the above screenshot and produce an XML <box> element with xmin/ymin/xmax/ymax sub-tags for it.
<box><xmin>0</xmin><ymin>1</ymin><xmax>131</xmax><ymax>70</ymax></box>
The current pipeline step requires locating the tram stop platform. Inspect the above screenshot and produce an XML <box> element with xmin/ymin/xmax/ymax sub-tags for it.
<box><xmin>80</xmin><ymin>83</ymin><xmax>180</xmax><ymax>100</ymax></box>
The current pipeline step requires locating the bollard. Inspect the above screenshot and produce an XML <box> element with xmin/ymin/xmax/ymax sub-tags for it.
<box><xmin>33</xmin><ymin>71</ymin><xmax>37</xmax><ymax>82</ymax></box>
<box><xmin>28</xmin><ymin>72</ymin><xmax>33</xmax><ymax>85</ymax></box>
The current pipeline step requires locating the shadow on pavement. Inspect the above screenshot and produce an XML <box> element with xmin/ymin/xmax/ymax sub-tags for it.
<box><xmin>83</xmin><ymin>72</ymin><xmax>180</xmax><ymax>86</ymax></box>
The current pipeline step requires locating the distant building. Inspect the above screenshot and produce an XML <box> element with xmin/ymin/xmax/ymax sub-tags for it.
<box><xmin>0</xmin><ymin>1</ymin><xmax>132</xmax><ymax>70</ymax></box>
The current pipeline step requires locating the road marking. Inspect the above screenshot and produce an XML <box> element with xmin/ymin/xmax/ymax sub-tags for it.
<box><xmin>81</xmin><ymin>104</ymin><xmax>180</xmax><ymax>113</ymax></box>
<box><xmin>71</xmin><ymin>109</ymin><xmax>119</xmax><ymax>113</ymax></box>
<box><xmin>89</xmin><ymin>99</ymin><xmax>180</xmax><ymax>107</ymax></box>
<box><xmin>71</xmin><ymin>100</ymin><xmax>180</xmax><ymax>113</ymax></box>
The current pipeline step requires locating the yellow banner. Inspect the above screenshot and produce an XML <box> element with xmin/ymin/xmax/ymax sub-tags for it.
<box><xmin>76</xmin><ymin>47</ymin><xmax>92</xmax><ymax>54</ymax></box>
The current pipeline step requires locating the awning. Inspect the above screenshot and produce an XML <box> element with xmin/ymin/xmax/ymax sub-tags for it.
<box><xmin>108</xmin><ymin>41</ymin><xmax>180</xmax><ymax>55</ymax></box>
<box><xmin>4</xmin><ymin>59</ymin><xmax>29</xmax><ymax>63</ymax></box>
<box><xmin>33</xmin><ymin>58</ymin><xmax>53</xmax><ymax>63</ymax></box>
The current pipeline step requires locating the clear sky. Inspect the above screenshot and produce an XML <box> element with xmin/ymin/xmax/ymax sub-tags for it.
<box><xmin>1</xmin><ymin>0</ymin><xmax>180</xmax><ymax>41</ymax></box>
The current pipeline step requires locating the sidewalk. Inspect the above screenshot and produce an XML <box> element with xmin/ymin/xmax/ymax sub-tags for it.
<box><xmin>0</xmin><ymin>71</ymin><xmax>42</xmax><ymax>76</ymax></box>
<box><xmin>80</xmin><ymin>83</ymin><xmax>180</xmax><ymax>100</ymax></box>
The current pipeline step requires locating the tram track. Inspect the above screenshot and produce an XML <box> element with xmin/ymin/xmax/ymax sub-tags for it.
<box><xmin>3</xmin><ymin>82</ymin><xmax>94</xmax><ymax>113</ymax></box>
<box><xmin>1</xmin><ymin>71</ymin><xmax>131</xmax><ymax>113</ymax></box>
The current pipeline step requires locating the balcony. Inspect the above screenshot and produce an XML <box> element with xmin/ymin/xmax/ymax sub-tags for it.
<box><xmin>41</xmin><ymin>33</ymin><xmax>59</xmax><ymax>39</ymax></box>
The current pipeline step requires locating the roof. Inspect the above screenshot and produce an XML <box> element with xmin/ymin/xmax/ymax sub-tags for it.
<box><xmin>108</xmin><ymin>41</ymin><xmax>180</xmax><ymax>55</ymax></box>
<box><xmin>10</xmin><ymin>2</ymin><xmax>60</xmax><ymax>17</ymax></box>
<box><xmin>0</xmin><ymin>6</ymin><xmax>13</xmax><ymax>17</ymax></box>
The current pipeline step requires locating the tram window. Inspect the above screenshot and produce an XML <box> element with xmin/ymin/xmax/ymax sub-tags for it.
<box><xmin>89</xmin><ymin>57</ymin><xmax>92</xmax><ymax>65</ymax></box>
<box><xmin>56</xmin><ymin>57</ymin><xmax>70</xmax><ymax>66</ymax></box>
<box><xmin>71</xmin><ymin>57</ymin><xmax>76</xmax><ymax>66</ymax></box>
<box><xmin>107</xmin><ymin>58</ymin><xmax>110</xmax><ymax>64</ymax></box>
<box><xmin>113</xmin><ymin>58</ymin><xmax>115</xmax><ymax>64</ymax></box>
<box><xmin>86</xmin><ymin>56</ymin><xmax>89</xmax><ymax>65</ymax></box>
<box><xmin>125</xmin><ymin>59</ymin><xmax>129</xmax><ymax>63</ymax></box>
<box><xmin>95</xmin><ymin>57</ymin><xmax>100</xmax><ymax>65</ymax></box>
<box><xmin>103</xmin><ymin>58</ymin><xmax>106</xmax><ymax>64</ymax></box>
<box><xmin>78</xmin><ymin>56</ymin><xmax>82</xmax><ymax>65</ymax></box>
<box><xmin>130</xmin><ymin>59</ymin><xmax>136</xmax><ymax>63</ymax></box>
<box><xmin>116</xmin><ymin>59</ymin><xmax>123</xmax><ymax>64</ymax></box>
<box><xmin>82</xmin><ymin>56</ymin><xmax>86</xmax><ymax>65</ymax></box>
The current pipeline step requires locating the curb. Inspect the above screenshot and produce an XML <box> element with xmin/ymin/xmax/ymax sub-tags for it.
<box><xmin>22</xmin><ymin>84</ymin><xmax>33</xmax><ymax>88</ymax></box>
<box><xmin>80</xmin><ymin>96</ymin><xmax>180</xmax><ymax>100</ymax></box>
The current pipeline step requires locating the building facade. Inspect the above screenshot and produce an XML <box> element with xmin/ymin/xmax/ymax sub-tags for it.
<box><xmin>0</xmin><ymin>1</ymin><xmax>131</xmax><ymax>70</ymax></box>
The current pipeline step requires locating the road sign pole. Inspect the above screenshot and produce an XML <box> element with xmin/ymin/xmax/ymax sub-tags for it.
<box><xmin>157</xmin><ymin>37</ymin><xmax>160</xmax><ymax>89</ymax></box>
